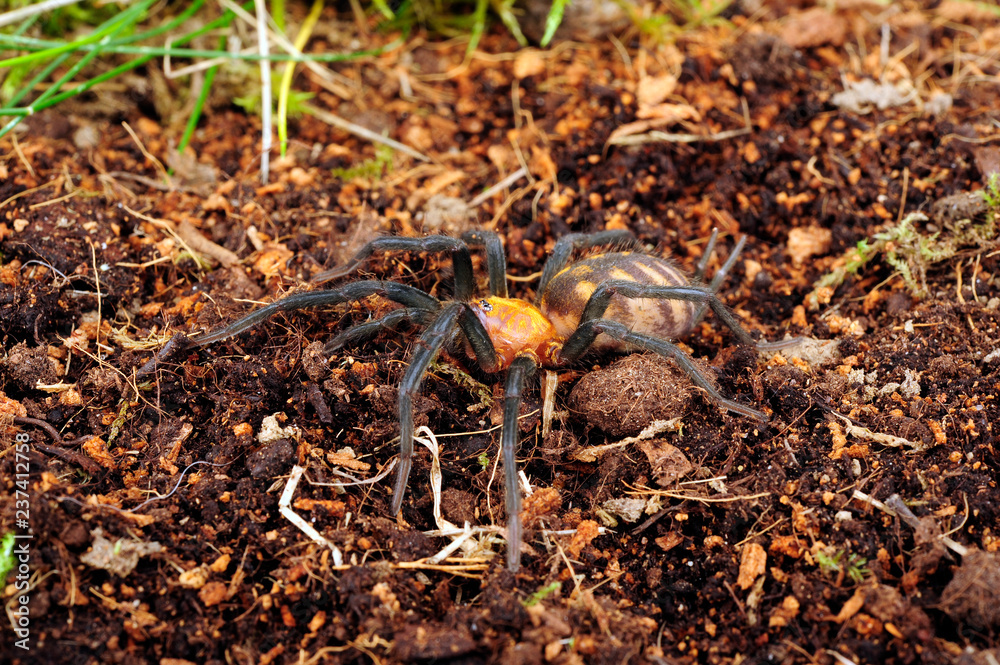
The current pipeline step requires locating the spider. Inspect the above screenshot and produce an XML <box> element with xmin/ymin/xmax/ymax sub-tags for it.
<box><xmin>194</xmin><ymin>229</ymin><xmax>794</xmax><ymax>571</ymax></box>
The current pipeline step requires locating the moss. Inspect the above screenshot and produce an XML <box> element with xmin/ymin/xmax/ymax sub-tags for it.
<box><xmin>808</xmin><ymin>177</ymin><xmax>1000</xmax><ymax>307</ymax></box>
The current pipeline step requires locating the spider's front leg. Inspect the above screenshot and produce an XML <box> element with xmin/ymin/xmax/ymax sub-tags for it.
<box><xmin>393</xmin><ymin>303</ymin><xmax>466</xmax><ymax>514</ymax></box>
<box><xmin>313</xmin><ymin>235</ymin><xmax>476</xmax><ymax>302</ymax></box>
<box><xmin>194</xmin><ymin>281</ymin><xmax>439</xmax><ymax>346</ymax></box>
<box><xmin>501</xmin><ymin>354</ymin><xmax>537</xmax><ymax>572</ymax></box>
<box><xmin>392</xmin><ymin>303</ymin><xmax>500</xmax><ymax>514</ymax></box>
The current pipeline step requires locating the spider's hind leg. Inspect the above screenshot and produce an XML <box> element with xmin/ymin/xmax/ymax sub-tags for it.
<box><xmin>692</xmin><ymin>234</ymin><xmax>747</xmax><ymax>326</ymax></box>
<box><xmin>569</xmin><ymin>319</ymin><xmax>768</xmax><ymax>421</ymax></box>
<box><xmin>562</xmin><ymin>281</ymin><xmax>759</xmax><ymax>359</ymax></box>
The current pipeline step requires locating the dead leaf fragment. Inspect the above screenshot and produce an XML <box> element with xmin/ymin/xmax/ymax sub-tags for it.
<box><xmin>769</xmin><ymin>535</ymin><xmax>806</xmax><ymax>559</ymax></box>
<box><xmin>786</xmin><ymin>226</ymin><xmax>832</xmax><ymax>265</ymax></box>
<box><xmin>80</xmin><ymin>528</ymin><xmax>161</xmax><ymax>577</ymax></box>
<box><xmin>565</xmin><ymin>520</ymin><xmax>600</xmax><ymax>558</ymax></box>
<box><xmin>769</xmin><ymin>595</ymin><xmax>801</xmax><ymax>627</ymax></box>
<box><xmin>737</xmin><ymin>542</ymin><xmax>767</xmax><ymax>590</ymax></box>
<box><xmin>655</xmin><ymin>532</ymin><xmax>684</xmax><ymax>552</ymax></box>
<box><xmin>82</xmin><ymin>436</ymin><xmax>117</xmax><ymax>469</ymax></box>
<box><xmin>780</xmin><ymin>8</ymin><xmax>848</xmax><ymax>48</ymax></box>
<box><xmin>638</xmin><ymin>439</ymin><xmax>693</xmax><ymax>486</ymax></box>
<box><xmin>253</xmin><ymin>244</ymin><xmax>295</xmax><ymax>279</ymax></box>
<box><xmin>636</xmin><ymin>73</ymin><xmax>678</xmax><ymax>107</ymax></box>
<box><xmin>832</xmin><ymin>588</ymin><xmax>866</xmax><ymax>624</ymax></box>
<box><xmin>179</xmin><ymin>566</ymin><xmax>209</xmax><ymax>589</ymax></box>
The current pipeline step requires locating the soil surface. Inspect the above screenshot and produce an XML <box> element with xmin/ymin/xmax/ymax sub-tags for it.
<box><xmin>2</xmin><ymin>2</ymin><xmax>1000</xmax><ymax>664</ymax></box>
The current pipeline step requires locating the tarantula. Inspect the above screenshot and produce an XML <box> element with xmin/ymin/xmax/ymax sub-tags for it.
<box><xmin>194</xmin><ymin>229</ymin><xmax>792</xmax><ymax>571</ymax></box>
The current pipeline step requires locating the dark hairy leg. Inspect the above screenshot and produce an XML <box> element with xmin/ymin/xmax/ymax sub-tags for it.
<box><xmin>392</xmin><ymin>302</ymin><xmax>465</xmax><ymax>515</ymax></box>
<box><xmin>561</xmin><ymin>280</ymin><xmax>759</xmax><ymax>358</ymax></box>
<box><xmin>312</xmin><ymin>235</ymin><xmax>476</xmax><ymax>302</ymax></box>
<box><xmin>534</xmin><ymin>229</ymin><xmax>636</xmax><ymax>306</ymax></box>
<box><xmin>323</xmin><ymin>307</ymin><xmax>437</xmax><ymax>353</ymax></box>
<box><xmin>500</xmin><ymin>354</ymin><xmax>537</xmax><ymax>571</ymax></box>
<box><xmin>195</xmin><ymin>281</ymin><xmax>439</xmax><ymax>346</ymax></box>
<box><xmin>563</xmin><ymin>319</ymin><xmax>769</xmax><ymax>421</ymax></box>
<box><xmin>691</xmin><ymin>234</ymin><xmax>747</xmax><ymax>325</ymax></box>
<box><xmin>461</xmin><ymin>230</ymin><xmax>508</xmax><ymax>298</ymax></box>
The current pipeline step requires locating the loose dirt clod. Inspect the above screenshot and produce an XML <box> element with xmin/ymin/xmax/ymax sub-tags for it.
<box><xmin>568</xmin><ymin>353</ymin><xmax>697</xmax><ymax>436</ymax></box>
<box><xmin>940</xmin><ymin>550</ymin><xmax>1000</xmax><ymax>631</ymax></box>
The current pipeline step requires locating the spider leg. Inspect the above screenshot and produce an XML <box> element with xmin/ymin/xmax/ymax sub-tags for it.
<box><xmin>501</xmin><ymin>354</ymin><xmax>537</xmax><ymax>571</ymax></box>
<box><xmin>324</xmin><ymin>307</ymin><xmax>436</xmax><ymax>353</ymax></box>
<box><xmin>565</xmin><ymin>319</ymin><xmax>769</xmax><ymax>421</ymax></box>
<box><xmin>461</xmin><ymin>230</ymin><xmax>508</xmax><ymax>298</ymax></box>
<box><xmin>312</xmin><ymin>235</ymin><xmax>475</xmax><ymax>302</ymax></box>
<box><xmin>535</xmin><ymin>229</ymin><xmax>637</xmax><ymax>305</ymax></box>
<box><xmin>562</xmin><ymin>280</ymin><xmax>758</xmax><ymax>356</ymax></box>
<box><xmin>692</xmin><ymin>228</ymin><xmax>720</xmax><ymax>283</ymax></box>
<box><xmin>195</xmin><ymin>281</ymin><xmax>438</xmax><ymax>346</ymax></box>
<box><xmin>393</xmin><ymin>302</ymin><xmax>466</xmax><ymax>515</ymax></box>
<box><xmin>692</xmin><ymin>234</ymin><xmax>747</xmax><ymax>326</ymax></box>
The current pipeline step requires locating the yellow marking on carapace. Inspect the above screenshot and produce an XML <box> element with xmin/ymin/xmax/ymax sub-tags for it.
<box><xmin>468</xmin><ymin>297</ymin><xmax>564</xmax><ymax>369</ymax></box>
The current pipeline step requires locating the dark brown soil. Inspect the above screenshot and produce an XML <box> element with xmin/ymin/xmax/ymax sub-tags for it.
<box><xmin>2</xmin><ymin>2</ymin><xmax>1000</xmax><ymax>664</ymax></box>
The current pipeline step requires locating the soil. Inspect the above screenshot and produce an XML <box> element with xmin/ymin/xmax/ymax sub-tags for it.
<box><xmin>2</xmin><ymin>2</ymin><xmax>1000</xmax><ymax>664</ymax></box>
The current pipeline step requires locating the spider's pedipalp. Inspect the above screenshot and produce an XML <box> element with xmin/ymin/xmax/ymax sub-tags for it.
<box><xmin>502</xmin><ymin>354</ymin><xmax>538</xmax><ymax>572</ymax></box>
<box><xmin>457</xmin><ymin>307</ymin><xmax>501</xmax><ymax>372</ymax></box>
<box><xmin>392</xmin><ymin>302</ymin><xmax>466</xmax><ymax>516</ymax></box>
<box><xmin>194</xmin><ymin>280</ymin><xmax>438</xmax><ymax>346</ymax></box>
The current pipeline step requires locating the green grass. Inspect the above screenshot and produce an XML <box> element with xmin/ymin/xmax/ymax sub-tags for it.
<box><xmin>0</xmin><ymin>1</ymin><xmax>382</xmax><ymax>151</ymax></box>
<box><xmin>0</xmin><ymin>531</ymin><xmax>15</xmax><ymax>586</ymax></box>
<box><xmin>522</xmin><ymin>581</ymin><xmax>561</xmax><ymax>606</ymax></box>
<box><xmin>808</xmin><ymin>174</ymin><xmax>1000</xmax><ymax>306</ymax></box>
<box><xmin>815</xmin><ymin>548</ymin><xmax>870</xmax><ymax>585</ymax></box>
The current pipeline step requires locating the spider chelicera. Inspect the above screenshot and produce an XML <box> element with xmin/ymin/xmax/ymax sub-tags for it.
<box><xmin>194</xmin><ymin>229</ymin><xmax>793</xmax><ymax>571</ymax></box>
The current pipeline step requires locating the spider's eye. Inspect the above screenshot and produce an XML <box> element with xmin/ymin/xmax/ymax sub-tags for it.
<box><xmin>478</xmin><ymin>299</ymin><xmax>492</xmax><ymax>311</ymax></box>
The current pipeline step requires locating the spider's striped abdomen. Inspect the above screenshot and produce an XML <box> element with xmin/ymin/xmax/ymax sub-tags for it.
<box><xmin>540</xmin><ymin>252</ymin><xmax>697</xmax><ymax>349</ymax></box>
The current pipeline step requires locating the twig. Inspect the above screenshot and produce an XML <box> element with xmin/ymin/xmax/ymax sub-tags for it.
<box><xmin>303</xmin><ymin>104</ymin><xmax>430</xmax><ymax>162</ymax></box>
<box><xmin>12</xmin><ymin>417</ymin><xmax>103</xmax><ymax>476</ymax></box>
<box><xmin>279</xmin><ymin>465</ymin><xmax>344</xmax><ymax>565</ymax></box>
<box><xmin>853</xmin><ymin>491</ymin><xmax>969</xmax><ymax>557</ymax></box>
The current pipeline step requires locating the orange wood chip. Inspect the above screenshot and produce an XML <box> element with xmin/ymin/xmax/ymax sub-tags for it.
<box><xmin>737</xmin><ymin>542</ymin><xmax>767</xmax><ymax>590</ymax></box>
